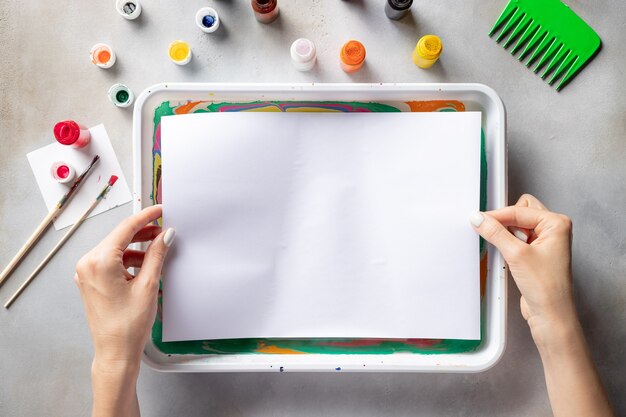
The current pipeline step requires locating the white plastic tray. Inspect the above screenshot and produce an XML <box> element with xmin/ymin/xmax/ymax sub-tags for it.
<box><xmin>132</xmin><ymin>83</ymin><xmax>507</xmax><ymax>372</ymax></box>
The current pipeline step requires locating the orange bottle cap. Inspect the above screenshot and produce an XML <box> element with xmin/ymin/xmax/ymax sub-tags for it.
<box><xmin>340</xmin><ymin>40</ymin><xmax>366</xmax><ymax>66</ymax></box>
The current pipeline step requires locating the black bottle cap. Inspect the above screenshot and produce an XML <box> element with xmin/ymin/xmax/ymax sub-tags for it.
<box><xmin>387</xmin><ymin>0</ymin><xmax>413</xmax><ymax>11</ymax></box>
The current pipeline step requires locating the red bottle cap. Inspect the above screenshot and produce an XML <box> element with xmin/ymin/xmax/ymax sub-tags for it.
<box><xmin>53</xmin><ymin>121</ymin><xmax>81</xmax><ymax>145</ymax></box>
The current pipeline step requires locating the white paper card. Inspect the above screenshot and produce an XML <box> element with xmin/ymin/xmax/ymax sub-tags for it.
<box><xmin>27</xmin><ymin>124</ymin><xmax>132</xmax><ymax>230</ymax></box>
<box><xmin>162</xmin><ymin>112</ymin><xmax>482</xmax><ymax>342</ymax></box>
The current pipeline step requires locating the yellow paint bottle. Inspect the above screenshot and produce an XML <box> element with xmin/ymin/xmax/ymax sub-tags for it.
<box><xmin>412</xmin><ymin>35</ymin><xmax>442</xmax><ymax>69</ymax></box>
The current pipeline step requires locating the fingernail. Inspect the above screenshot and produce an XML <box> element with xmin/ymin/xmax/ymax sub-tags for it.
<box><xmin>513</xmin><ymin>228</ymin><xmax>528</xmax><ymax>243</ymax></box>
<box><xmin>470</xmin><ymin>211</ymin><xmax>485</xmax><ymax>227</ymax></box>
<box><xmin>163</xmin><ymin>228</ymin><xmax>176</xmax><ymax>247</ymax></box>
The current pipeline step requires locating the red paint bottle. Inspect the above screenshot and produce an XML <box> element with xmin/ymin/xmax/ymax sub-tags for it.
<box><xmin>251</xmin><ymin>0</ymin><xmax>279</xmax><ymax>24</ymax></box>
<box><xmin>53</xmin><ymin>120</ymin><xmax>91</xmax><ymax>148</ymax></box>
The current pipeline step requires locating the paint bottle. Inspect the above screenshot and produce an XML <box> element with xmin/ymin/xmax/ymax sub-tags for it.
<box><xmin>384</xmin><ymin>0</ymin><xmax>413</xmax><ymax>20</ymax></box>
<box><xmin>290</xmin><ymin>38</ymin><xmax>316</xmax><ymax>71</ymax></box>
<box><xmin>53</xmin><ymin>121</ymin><xmax>91</xmax><ymax>148</ymax></box>
<box><xmin>340</xmin><ymin>40</ymin><xmax>366</xmax><ymax>73</ymax></box>
<box><xmin>90</xmin><ymin>43</ymin><xmax>116</xmax><ymax>69</ymax></box>
<box><xmin>251</xmin><ymin>0</ymin><xmax>279</xmax><ymax>24</ymax></box>
<box><xmin>168</xmin><ymin>40</ymin><xmax>192</xmax><ymax>65</ymax></box>
<box><xmin>108</xmin><ymin>83</ymin><xmax>134</xmax><ymax>108</ymax></box>
<box><xmin>50</xmin><ymin>162</ymin><xmax>76</xmax><ymax>184</ymax></box>
<box><xmin>115</xmin><ymin>0</ymin><xmax>142</xmax><ymax>20</ymax></box>
<box><xmin>196</xmin><ymin>7</ymin><xmax>220</xmax><ymax>33</ymax></box>
<box><xmin>412</xmin><ymin>35</ymin><xmax>443</xmax><ymax>69</ymax></box>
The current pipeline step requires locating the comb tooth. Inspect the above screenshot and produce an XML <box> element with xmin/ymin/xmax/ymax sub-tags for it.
<box><xmin>549</xmin><ymin>52</ymin><xmax>575</xmax><ymax>85</ymax></box>
<box><xmin>542</xmin><ymin>47</ymin><xmax>569</xmax><ymax>79</ymax></box>
<box><xmin>511</xmin><ymin>20</ymin><xmax>538</xmax><ymax>54</ymax></box>
<box><xmin>519</xmin><ymin>28</ymin><xmax>546</xmax><ymax>61</ymax></box>
<box><xmin>534</xmin><ymin>42</ymin><xmax>562</xmax><ymax>74</ymax></box>
<box><xmin>504</xmin><ymin>15</ymin><xmax>532</xmax><ymax>49</ymax></box>
<box><xmin>489</xmin><ymin>3</ymin><xmax>519</xmax><ymax>37</ymax></box>
<box><xmin>496</xmin><ymin>9</ymin><xmax>523</xmax><ymax>43</ymax></box>
<box><xmin>556</xmin><ymin>56</ymin><xmax>582</xmax><ymax>91</ymax></box>
<box><xmin>527</xmin><ymin>35</ymin><xmax>554</xmax><ymax>67</ymax></box>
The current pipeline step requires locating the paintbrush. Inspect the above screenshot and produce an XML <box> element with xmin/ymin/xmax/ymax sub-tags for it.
<box><xmin>4</xmin><ymin>175</ymin><xmax>118</xmax><ymax>308</ymax></box>
<box><xmin>0</xmin><ymin>155</ymin><xmax>100</xmax><ymax>288</ymax></box>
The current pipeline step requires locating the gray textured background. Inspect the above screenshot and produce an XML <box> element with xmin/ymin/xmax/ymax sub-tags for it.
<box><xmin>1</xmin><ymin>1</ymin><xmax>624</xmax><ymax>416</ymax></box>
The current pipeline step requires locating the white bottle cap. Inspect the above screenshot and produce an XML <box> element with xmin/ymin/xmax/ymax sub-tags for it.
<box><xmin>195</xmin><ymin>7</ymin><xmax>220</xmax><ymax>33</ymax></box>
<box><xmin>290</xmin><ymin>38</ymin><xmax>316</xmax><ymax>71</ymax></box>
<box><xmin>116</xmin><ymin>0</ymin><xmax>142</xmax><ymax>20</ymax></box>
<box><xmin>108</xmin><ymin>83</ymin><xmax>135</xmax><ymax>108</ymax></box>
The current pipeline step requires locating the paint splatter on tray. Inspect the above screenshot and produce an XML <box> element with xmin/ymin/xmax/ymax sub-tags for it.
<box><xmin>151</xmin><ymin>99</ymin><xmax>487</xmax><ymax>355</ymax></box>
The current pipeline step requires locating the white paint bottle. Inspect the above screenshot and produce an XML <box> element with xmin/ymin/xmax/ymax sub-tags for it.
<box><xmin>290</xmin><ymin>38</ymin><xmax>316</xmax><ymax>71</ymax></box>
<box><xmin>116</xmin><ymin>0</ymin><xmax>142</xmax><ymax>20</ymax></box>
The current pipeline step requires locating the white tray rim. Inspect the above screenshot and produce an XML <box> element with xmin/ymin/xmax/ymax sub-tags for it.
<box><xmin>132</xmin><ymin>82</ymin><xmax>507</xmax><ymax>373</ymax></box>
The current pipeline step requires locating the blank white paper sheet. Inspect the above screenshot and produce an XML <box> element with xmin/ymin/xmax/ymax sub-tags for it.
<box><xmin>161</xmin><ymin>111</ymin><xmax>482</xmax><ymax>342</ymax></box>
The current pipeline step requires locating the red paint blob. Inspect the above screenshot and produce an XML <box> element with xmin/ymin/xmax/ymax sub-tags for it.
<box><xmin>108</xmin><ymin>175</ymin><xmax>119</xmax><ymax>186</ymax></box>
<box><xmin>56</xmin><ymin>165</ymin><xmax>70</xmax><ymax>179</ymax></box>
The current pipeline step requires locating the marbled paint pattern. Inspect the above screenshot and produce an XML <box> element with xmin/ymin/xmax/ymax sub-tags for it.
<box><xmin>150</xmin><ymin>99</ymin><xmax>487</xmax><ymax>355</ymax></box>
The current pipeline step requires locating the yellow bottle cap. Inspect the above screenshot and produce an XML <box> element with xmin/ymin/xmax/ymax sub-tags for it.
<box><xmin>417</xmin><ymin>35</ymin><xmax>442</xmax><ymax>60</ymax></box>
<box><xmin>168</xmin><ymin>40</ymin><xmax>191</xmax><ymax>64</ymax></box>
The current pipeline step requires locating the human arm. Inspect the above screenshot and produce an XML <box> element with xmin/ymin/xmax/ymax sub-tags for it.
<box><xmin>74</xmin><ymin>205</ymin><xmax>175</xmax><ymax>417</ymax></box>
<box><xmin>471</xmin><ymin>194</ymin><xmax>614</xmax><ymax>417</ymax></box>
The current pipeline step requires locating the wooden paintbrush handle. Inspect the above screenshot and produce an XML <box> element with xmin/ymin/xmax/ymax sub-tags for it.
<box><xmin>0</xmin><ymin>209</ymin><xmax>58</xmax><ymax>287</ymax></box>
<box><xmin>4</xmin><ymin>188</ymin><xmax>107</xmax><ymax>308</ymax></box>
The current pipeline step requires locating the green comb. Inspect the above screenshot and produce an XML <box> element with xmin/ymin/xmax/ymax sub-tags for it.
<box><xmin>489</xmin><ymin>0</ymin><xmax>601</xmax><ymax>91</ymax></box>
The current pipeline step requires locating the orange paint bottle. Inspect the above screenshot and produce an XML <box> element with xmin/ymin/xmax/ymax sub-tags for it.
<box><xmin>340</xmin><ymin>40</ymin><xmax>366</xmax><ymax>73</ymax></box>
<box><xmin>90</xmin><ymin>43</ymin><xmax>116</xmax><ymax>69</ymax></box>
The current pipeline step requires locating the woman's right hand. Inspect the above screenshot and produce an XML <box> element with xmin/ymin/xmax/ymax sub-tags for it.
<box><xmin>470</xmin><ymin>194</ymin><xmax>577</xmax><ymax>349</ymax></box>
